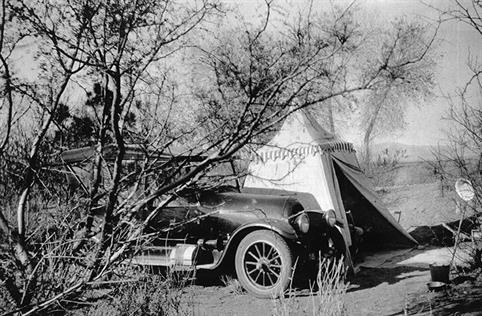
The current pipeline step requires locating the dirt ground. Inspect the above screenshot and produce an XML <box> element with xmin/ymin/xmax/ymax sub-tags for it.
<box><xmin>182</xmin><ymin>183</ymin><xmax>482</xmax><ymax>315</ymax></box>
<box><xmin>381</xmin><ymin>182</ymin><xmax>465</xmax><ymax>230</ymax></box>
<box><xmin>183</xmin><ymin>246</ymin><xmax>479</xmax><ymax>316</ymax></box>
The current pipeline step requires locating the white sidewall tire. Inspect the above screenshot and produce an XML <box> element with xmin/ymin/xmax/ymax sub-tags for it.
<box><xmin>234</xmin><ymin>230</ymin><xmax>293</xmax><ymax>298</ymax></box>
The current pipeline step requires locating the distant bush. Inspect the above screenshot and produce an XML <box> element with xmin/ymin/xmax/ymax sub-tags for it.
<box><xmin>363</xmin><ymin>148</ymin><xmax>407</xmax><ymax>187</ymax></box>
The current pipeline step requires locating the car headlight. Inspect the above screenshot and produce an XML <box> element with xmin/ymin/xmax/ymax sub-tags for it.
<box><xmin>294</xmin><ymin>213</ymin><xmax>310</xmax><ymax>233</ymax></box>
<box><xmin>324</xmin><ymin>209</ymin><xmax>337</xmax><ymax>227</ymax></box>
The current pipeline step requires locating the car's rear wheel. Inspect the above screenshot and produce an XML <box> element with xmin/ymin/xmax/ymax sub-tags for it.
<box><xmin>235</xmin><ymin>230</ymin><xmax>293</xmax><ymax>298</ymax></box>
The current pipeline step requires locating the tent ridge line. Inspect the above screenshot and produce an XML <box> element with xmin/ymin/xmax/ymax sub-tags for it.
<box><xmin>250</xmin><ymin>142</ymin><xmax>355</xmax><ymax>164</ymax></box>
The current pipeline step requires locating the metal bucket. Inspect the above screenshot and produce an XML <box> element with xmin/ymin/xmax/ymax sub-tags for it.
<box><xmin>429</xmin><ymin>264</ymin><xmax>450</xmax><ymax>283</ymax></box>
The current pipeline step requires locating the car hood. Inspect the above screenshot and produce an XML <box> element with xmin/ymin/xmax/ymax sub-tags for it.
<box><xmin>206</xmin><ymin>192</ymin><xmax>303</xmax><ymax>219</ymax></box>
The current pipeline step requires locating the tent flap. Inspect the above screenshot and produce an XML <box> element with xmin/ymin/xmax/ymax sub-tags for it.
<box><xmin>332</xmin><ymin>157</ymin><xmax>417</xmax><ymax>246</ymax></box>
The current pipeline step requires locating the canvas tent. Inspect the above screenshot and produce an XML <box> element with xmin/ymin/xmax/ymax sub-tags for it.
<box><xmin>243</xmin><ymin>110</ymin><xmax>417</xmax><ymax>252</ymax></box>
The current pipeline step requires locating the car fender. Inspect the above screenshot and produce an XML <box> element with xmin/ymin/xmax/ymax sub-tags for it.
<box><xmin>212</xmin><ymin>219</ymin><xmax>298</xmax><ymax>270</ymax></box>
<box><xmin>234</xmin><ymin>219</ymin><xmax>298</xmax><ymax>240</ymax></box>
<box><xmin>333</xmin><ymin>224</ymin><xmax>345</xmax><ymax>240</ymax></box>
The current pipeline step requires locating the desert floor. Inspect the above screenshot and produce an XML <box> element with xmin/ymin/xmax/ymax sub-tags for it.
<box><xmin>181</xmin><ymin>182</ymin><xmax>482</xmax><ymax>315</ymax></box>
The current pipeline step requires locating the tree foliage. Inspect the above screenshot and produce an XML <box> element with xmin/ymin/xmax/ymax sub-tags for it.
<box><xmin>422</xmin><ymin>0</ymin><xmax>482</xmax><ymax>270</ymax></box>
<box><xmin>358</xmin><ymin>17</ymin><xmax>439</xmax><ymax>166</ymax></box>
<box><xmin>431</xmin><ymin>0</ymin><xmax>482</xmax><ymax>207</ymax></box>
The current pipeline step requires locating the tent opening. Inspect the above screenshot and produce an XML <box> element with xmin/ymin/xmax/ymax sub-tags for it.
<box><xmin>333</xmin><ymin>162</ymin><xmax>414</xmax><ymax>250</ymax></box>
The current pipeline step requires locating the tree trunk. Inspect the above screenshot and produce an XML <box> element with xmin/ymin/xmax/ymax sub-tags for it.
<box><xmin>363</xmin><ymin>107</ymin><xmax>379</xmax><ymax>169</ymax></box>
<box><xmin>12</xmin><ymin>68</ymin><xmax>72</xmax><ymax>307</ymax></box>
<box><xmin>0</xmin><ymin>0</ymin><xmax>13</xmax><ymax>154</ymax></box>
<box><xmin>363</xmin><ymin>87</ymin><xmax>391</xmax><ymax>169</ymax></box>
<box><xmin>0</xmin><ymin>209</ymin><xmax>33</xmax><ymax>306</ymax></box>
<box><xmin>327</xmin><ymin>97</ymin><xmax>335</xmax><ymax>134</ymax></box>
<box><xmin>74</xmin><ymin>78</ymin><xmax>113</xmax><ymax>254</ymax></box>
<box><xmin>88</xmin><ymin>70</ymin><xmax>125</xmax><ymax>279</ymax></box>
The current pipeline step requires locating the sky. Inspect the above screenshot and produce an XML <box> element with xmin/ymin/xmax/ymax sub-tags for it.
<box><xmin>368</xmin><ymin>0</ymin><xmax>482</xmax><ymax>146</ymax></box>
<box><xmin>11</xmin><ymin>0</ymin><xmax>482</xmax><ymax>147</ymax></box>
<box><xmin>226</xmin><ymin>0</ymin><xmax>482</xmax><ymax>146</ymax></box>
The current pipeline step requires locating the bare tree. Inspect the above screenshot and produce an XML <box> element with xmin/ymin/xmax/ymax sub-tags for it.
<box><xmin>431</xmin><ymin>0</ymin><xmax>481</xmax><ymax>201</ymax></box>
<box><xmin>427</xmin><ymin>0</ymin><xmax>482</xmax><ymax>266</ymax></box>
<box><xmin>0</xmin><ymin>0</ymin><xmax>13</xmax><ymax>154</ymax></box>
<box><xmin>359</xmin><ymin>18</ymin><xmax>439</xmax><ymax>167</ymax></box>
<box><xmin>1</xmin><ymin>0</ymin><xmax>218</xmax><ymax>313</ymax></box>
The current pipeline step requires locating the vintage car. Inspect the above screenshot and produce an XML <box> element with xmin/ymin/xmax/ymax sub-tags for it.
<box><xmin>61</xmin><ymin>145</ymin><xmax>347</xmax><ymax>298</ymax></box>
<box><xmin>133</xmin><ymin>188</ymin><xmax>346</xmax><ymax>297</ymax></box>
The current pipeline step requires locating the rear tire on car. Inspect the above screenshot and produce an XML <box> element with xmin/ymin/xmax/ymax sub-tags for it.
<box><xmin>234</xmin><ymin>230</ymin><xmax>293</xmax><ymax>298</ymax></box>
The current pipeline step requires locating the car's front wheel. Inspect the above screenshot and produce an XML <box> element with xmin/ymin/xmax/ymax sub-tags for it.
<box><xmin>235</xmin><ymin>230</ymin><xmax>293</xmax><ymax>298</ymax></box>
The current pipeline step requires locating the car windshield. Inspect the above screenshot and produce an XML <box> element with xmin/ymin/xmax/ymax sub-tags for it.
<box><xmin>60</xmin><ymin>145</ymin><xmax>247</xmax><ymax>196</ymax></box>
<box><xmin>198</xmin><ymin>191</ymin><xmax>224</xmax><ymax>207</ymax></box>
<box><xmin>200</xmin><ymin>161</ymin><xmax>241</xmax><ymax>190</ymax></box>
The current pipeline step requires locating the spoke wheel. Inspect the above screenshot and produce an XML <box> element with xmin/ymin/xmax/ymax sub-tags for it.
<box><xmin>235</xmin><ymin>230</ymin><xmax>293</xmax><ymax>298</ymax></box>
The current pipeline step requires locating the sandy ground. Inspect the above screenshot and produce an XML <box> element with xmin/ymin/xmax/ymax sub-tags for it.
<box><xmin>177</xmin><ymin>182</ymin><xmax>482</xmax><ymax>315</ymax></box>
<box><xmin>381</xmin><ymin>183</ymin><xmax>462</xmax><ymax>230</ymax></box>
<box><xmin>182</xmin><ymin>246</ymin><xmax>473</xmax><ymax>316</ymax></box>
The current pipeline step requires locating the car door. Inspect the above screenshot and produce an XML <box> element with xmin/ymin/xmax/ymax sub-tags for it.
<box><xmin>145</xmin><ymin>192</ymin><xmax>217</xmax><ymax>244</ymax></box>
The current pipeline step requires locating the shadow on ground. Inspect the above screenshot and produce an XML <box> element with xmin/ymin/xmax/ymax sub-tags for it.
<box><xmin>402</xmin><ymin>283</ymin><xmax>482</xmax><ymax>316</ymax></box>
<box><xmin>187</xmin><ymin>246</ymin><xmax>438</xmax><ymax>295</ymax></box>
<box><xmin>190</xmin><ymin>262</ymin><xmax>431</xmax><ymax>299</ymax></box>
<box><xmin>348</xmin><ymin>265</ymin><xmax>429</xmax><ymax>292</ymax></box>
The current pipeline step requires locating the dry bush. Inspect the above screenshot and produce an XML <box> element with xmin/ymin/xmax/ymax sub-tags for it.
<box><xmin>0</xmin><ymin>282</ymin><xmax>16</xmax><ymax>314</ymax></box>
<box><xmin>363</xmin><ymin>148</ymin><xmax>407</xmax><ymax>188</ymax></box>
<box><xmin>85</xmin><ymin>267</ymin><xmax>197</xmax><ymax>316</ymax></box>
<box><xmin>220</xmin><ymin>274</ymin><xmax>245</xmax><ymax>295</ymax></box>
<box><xmin>273</xmin><ymin>257</ymin><xmax>348</xmax><ymax>316</ymax></box>
<box><xmin>0</xmin><ymin>195</ymin><xmax>89</xmax><ymax>313</ymax></box>
<box><xmin>0</xmin><ymin>192</ymin><xmax>197</xmax><ymax>315</ymax></box>
<box><xmin>311</xmin><ymin>258</ymin><xmax>349</xmax><ymax>316</ymax></box>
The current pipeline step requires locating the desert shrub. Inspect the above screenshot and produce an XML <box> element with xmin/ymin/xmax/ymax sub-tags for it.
<box><xmin>86</xmin><ymin>269</ymin><xmax>197</xmax><ymax>316</ymax></box>
<box><xmin>363</xmin><ymin>148</ymin><xmax>407</xmax><ymax>187</ymax></box>
<box><xmin>431</xmin><ymin>141</ymin><xmax>481</xmax><ymax>267</ymax></box>
<box><xmin>2</xmin><ymin>201</ymin><xmax>95</xmax><ymax>313</ymax></box>
<box><xmin>0</xmin><ymin>265</ymin><xmax>17</xmax><ymax>314</ymax></box>
<box><xmin>310</xmin><ymin>258</ymin><xmax>348</xmax><ymax>316</ymax></box>
<box><xmin>273</xmin><ymin>257</ymin><xmax>348</xmax><ymax>316</ymax></box>
<box><xmin>220</xmin><ymin>274</ymin><xmax>245</xmax><ymax>295</ymax></box>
